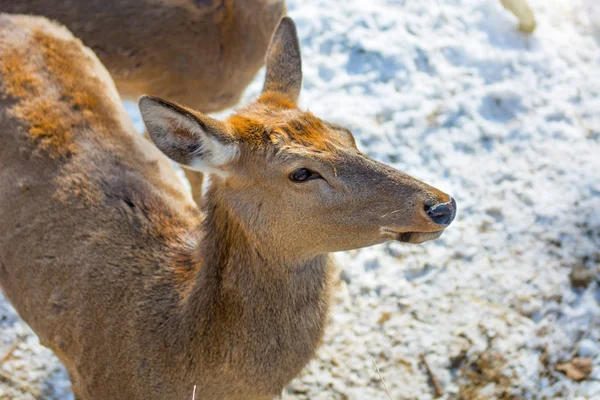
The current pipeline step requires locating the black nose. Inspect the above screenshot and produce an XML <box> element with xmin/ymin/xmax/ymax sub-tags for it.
<box><xmin>425</xmin><ymin>198</ymin><xmax>456</xmax><ymax>226</ymax></box>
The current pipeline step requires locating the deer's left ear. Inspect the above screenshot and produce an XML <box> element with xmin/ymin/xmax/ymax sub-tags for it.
<box><xmin>139</xmin><ymin>95</ymin><xmax>238</xmax><ymax>176</ymax></box>
<box><xmin>262</xmin><ymin>17</ymin><xmax>302</xmax><ymax>103</ymax></box>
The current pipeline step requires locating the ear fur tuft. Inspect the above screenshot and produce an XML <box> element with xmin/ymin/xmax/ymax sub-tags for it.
<box><xmin>139</xmin><ymin>95</ymin><xmax>238</xmax><ymax>177</ymax></box>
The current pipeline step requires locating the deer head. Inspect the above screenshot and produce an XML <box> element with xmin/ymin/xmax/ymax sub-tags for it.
<box><xmin>139</xmin><ymin>17</ymin><xmax>456</xmax><ymax>261</ymax></box>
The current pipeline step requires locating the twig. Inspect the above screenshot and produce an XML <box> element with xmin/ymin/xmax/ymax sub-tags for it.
<box><xmin>571</xmin><ymin>315</ymin><xmax>599</xmax><ymax>358</ymax></box>
<box><xmin>0</xmin><ymin>337</ymin><xmax>23</xmax><ymax>367</ymax></box>
<box><xmin>372</xmin><ymin>359</ymin><xmax>393</xmax><ymax>400</ymax></box>
<box><xmin>192</xmin><ymin>385</ymin><xmax>197</xmax><ymax>400</ymax></box>
<box><xmin>420</xmin><ymin>354</ymin><xmax>443</xmax><ymax>398</ymax></box>
<box><xmin>0</xmin><ymin>369</ymin><xmax>46</xmax><ymax>399</ymax></box>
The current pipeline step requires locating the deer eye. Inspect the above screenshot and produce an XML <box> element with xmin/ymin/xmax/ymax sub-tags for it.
<box><xmin>290</xmin><ymin>168</ymin><xmax>320</xmax><ymax>183</ymax></box>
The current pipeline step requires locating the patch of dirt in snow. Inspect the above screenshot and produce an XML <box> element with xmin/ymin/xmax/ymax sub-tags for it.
<box><xmin>1</xmin><ymin>0</ymin><xmax>599</xmax><ymax>399</ymax></box>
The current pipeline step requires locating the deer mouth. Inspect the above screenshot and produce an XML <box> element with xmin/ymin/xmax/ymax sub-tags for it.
<box><xmin>381</xmin><ymin>228</ymin><xmax>444</xmax><ymax>244</ymax></box>
<box><xmin>396</xmin><ymin>231</ymin><xmax>444</xmax><ymax>244</ymax></box>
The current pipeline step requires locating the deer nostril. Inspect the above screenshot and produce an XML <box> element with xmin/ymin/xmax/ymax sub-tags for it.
<box><xmin>425</xmin><ymin>198</ymin><xmax>456</xmax><ymax>226</ymax></box>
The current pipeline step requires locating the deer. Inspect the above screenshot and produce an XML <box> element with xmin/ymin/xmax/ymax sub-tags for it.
<box><xmin>0</xmin><ymin>0</ymin><xmax>285</xmax><ymax>113</ymax></box>
<box><xmin>0</xmin><ymin>0</ymin><xmax>287</xmax><ymax>207</ymax></box>
<box><xmin>0</xmin><ymin>12</ymin><xmax>456</xmax><ymax>400</ymax></box>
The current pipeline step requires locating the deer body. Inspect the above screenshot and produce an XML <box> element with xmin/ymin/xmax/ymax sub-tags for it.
<box><xmin>0</xmin><ymin>0</ymin><xmax>285</xmax><ymax>113</ymax></box>
<box><xmin>0</xmin><ymin>13</ymin><xmax>455</xmax><ymax>400</ymax></box>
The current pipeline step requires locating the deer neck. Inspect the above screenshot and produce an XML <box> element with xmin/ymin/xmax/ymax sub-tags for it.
<box><xmin>179</xmin><ymin>185</ymin><xmax>335</xmax><ymax>391</ymax></box>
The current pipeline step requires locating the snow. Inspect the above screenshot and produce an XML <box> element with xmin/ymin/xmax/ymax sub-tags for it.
<box><xmin>1</xmin><ymin>0</ymin><xmax>599</xmax><ymax>398</ymax></box>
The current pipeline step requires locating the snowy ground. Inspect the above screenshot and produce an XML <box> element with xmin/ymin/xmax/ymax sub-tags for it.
<box><xmin>1</xmin><ymin>0</ymin><xmax>599</xmax><ymax>399</ymax></box>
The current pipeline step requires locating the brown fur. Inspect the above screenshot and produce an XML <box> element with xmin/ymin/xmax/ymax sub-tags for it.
<box><xmin>0</xmin><ymin>28</ymin><xmax>125</xmax><ymax>158</ymax></box>
<box><xmin>0</xmin><ymin>15</ymin><xmax>455</xmax><ymax>400</ymax></box>
<box><xmin>0</xmin><ymin>0</ymin><xmax>286</xmax><ymax>206</ymax></box>
<box><xmin>0</xmin><ymin>0</ymin><xmax>285</xmax><ymax>112</ymax></box>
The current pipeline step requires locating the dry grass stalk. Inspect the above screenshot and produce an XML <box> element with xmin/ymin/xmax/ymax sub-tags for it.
<box><xmin>372</xmin><ymin>359</ymin><xmax>393</xmax><ymax>400</ymax></box>
<box><xmin>0</xmin><ymin>369</ymin><xmax>46</xmax><ymax>399</ymax></box>
<box><xmin>0</xmin><ymin>337</ymin><xmax>24</xmax><ymax>367</ymax></box>
<box><xmin>420</xmin><ymin>354</ymin><xmax>444</xmax><ymax>398</ymax></box>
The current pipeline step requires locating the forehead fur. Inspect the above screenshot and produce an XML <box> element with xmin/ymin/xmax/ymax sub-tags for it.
<box><xmin>226</xmin><ymin>92</ymin><xmax>352</xmax><ymax>155</ymax></box>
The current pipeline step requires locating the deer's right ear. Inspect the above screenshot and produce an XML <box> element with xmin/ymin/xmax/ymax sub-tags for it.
<box><xmin>262</xmin><ymin>17</ymin><xmax>302</xmax><ymax>103</ymax></box>
<box><xmin>139</xmin><ymin>95</ymin><xmax>238</xmax><ymax>176</ymax></box>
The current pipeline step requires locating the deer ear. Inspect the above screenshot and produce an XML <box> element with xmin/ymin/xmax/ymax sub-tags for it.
<box><xmin>262</xmin><ymin>17</ymin><xmax>302</xmax><ymax>103</ymax></box>
<box><xmin>139</xmin><ymin>95</ymin><xmax>238</xmax><ymax>176</ymax></box>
